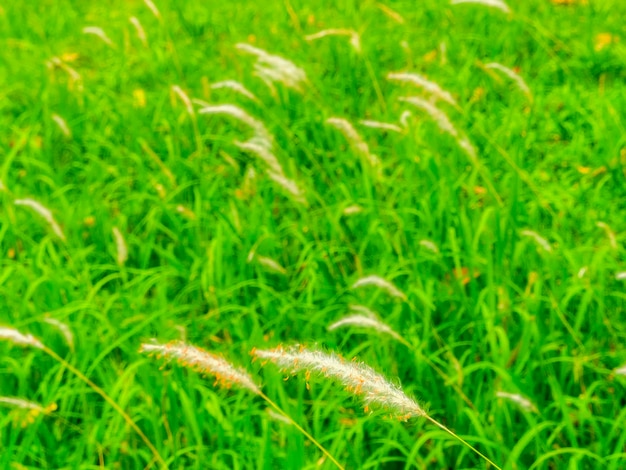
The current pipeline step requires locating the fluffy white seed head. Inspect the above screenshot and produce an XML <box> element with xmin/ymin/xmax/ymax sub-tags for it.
<box><xmin>129</xmin><ymin>17</ymin><xmax>148</xmax><ymax>46</ymax></box>
<box><xmin>236</xmin><ymin>43</ymin><xmax>308</xmax><ymax>93</ymax></box>
<box><xmin>253</xmin><ymin>345</ymin><xmax>425</xmax><ymax>419</ymax></box>
<box><xmin>399</xmin><ymin>96</ymin><xmax>458</xmax><ymax>137</ymax></box>
<box><xmin>143</xmin><ymin>0</ymin><xmax>161</xmax><ymax>18</ymax></box>
<box><xmin>82</xmin><ymin>26</ymin><xmax>115</xmax><ymax>47</ymax></box>
<box><xmin>266</xmin><ymin>170</ymin><xmax>307</xmax><ymax>205</ymax></box>
<box><xmin>351</xmin><ymin>275</ymin><xmax>406</xmax><ymax>300</ymax></box>
<box><xmin>251</xmin><ymin>254</ymin><xmax>287</xmax><ymax>275</ymax></box>
<box><xmin>496</xmin><ymin>391</ymin><xmax>537</xmax><ymax>413</ymax></box>
<box><xmin>211</xmin><ymin>80</ymin><xmax>259</xmax><ymax>102</ymax></box>
<box><xmin>359</xmin><ymin>120</ymin><xmax>403</xmax><ymax>133</ymax></box>
<box><xmin>327</xmin><ymin>117</ymin><xmax>380</xmax><ymax>168</ymax></box>
<box><xmin>305</xmin><ymin>29</ymin><xmax>361</xmax><ymax>53</ymax></box>
<box><xmin>198</xmin><ymin>104</ymin><xmax>272</xmax><ymax>148</ymax></box>
<box><xmin>43</xmin><ymin>318</ymin><xmax>74</xmax><ymax>351</ymax></box>
<box><xmin>52</xmin><ymin>114</ymin><xmax>71</xmax><ymax>138</ymax></box>
<box><xmin>171</xmin><ymin>85</ymin><xmax>194</xmax><ymax>116</ymax></box>
<box><xmin>235</xmin><ymin>140</ymin><xmax>284</xmax><ymax>175</ymax></box>
<box><xmin>388</xmin><ymin>72</ymin><xmax>458</xmax><ymax>107</ymax></box>
<box><xmin>112</xmin><ymin>227</ymin><xmax>128</xmax><ymax>266</ymax></box>
<box><xmin>328</xmin><ymin>306</ymin><xmax>402</xmax><ymax>341</ymax></box>
<box><xmin>520</xmin><ymin>230</ymin><xmax>552</xmax><ymax>252</ymax></box>
<box><xmin>14</xmin><ymin>198</ymin><xmax>66</xmax><ymax>241</ymax></box>
<box><xmin>0</xmin><ymin>327</ymin><xmax>45</xmax><ymax>349</ymax></box>
<box><xmin>419</xmin><ymin>239</ymin><xmax>439</xmax><ymax>253</ymax></box>
<box><xmin>485</xmin><ymin>63</ymin><xmax>531</xmax><ymax>100</ymax></box>
<box><xmin>140</xmin><ymin>341</ymin><xmax>261</xmax><ymax>394</ymax></box>
<box><xmin>451</xmin><ymin>0</ymin><xmax>511</xmax><ymax>14</ymax></box>
<box><xmin>615</xmin><ymin>364</ymin><xmax>626</xmax><ymax>376</ymax></box>
<box><xmin>616</xmin><ymin>272</ymin><xmax>626</xmax><ymax>281</ymax></box>
<box><xmin>596</xmin><ymin>222</ymin><xmax>617</xmax><ymax>249</ymax></box>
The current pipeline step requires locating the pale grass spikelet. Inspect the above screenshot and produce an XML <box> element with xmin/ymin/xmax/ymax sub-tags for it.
<box><xmin>521</xmin><ymin>230</ymin><xmax>552</xmax><ymax>252</ymax></box>
<box><xmin>52</xmin><ymin>114</ymin><xmax>71</xmax><ymax>137</ymax></box>
<box><xmin>211</xmin><ymin>80</ymin><xmax>259</xmax><ymax>102</ymax></box>
<box><xmin>129</xmin><ymin>17</ymin><xmax>148</xmax><ymax>46</ymax></box>
<box><xmin>250</xmin><ymin>253</ymin><xmax>287</xmax><ymax>275</ymax></box>
<box><xmin>305</xmin><ymin>29</ymin><xmax>361</xmax><ymax>53</ymax></box>
<box><xmin>198</xmin><ymin>103</ymin><xmax>272</xmax><ymax>148</ymax></box>
<box><xmin>359</xmin><ymin>120</ymin><xmax>404</xmax><ymax>133</ymax></box>
<box><xmin>0</xmin><ymin>397</ymin><xmax>57</xmax><ymax>427</ymax></box>
<box><xmin>0</xmin><ymin>178</ymin><xmax>5</xmax><ymax>192</ymax></box>
<box><xmin>451</xmin><ymin>0</ymin><xmax>511</xmax><ymax>14</ymax></box>
<box><xmin>342</xmin><ymin>205</ymin><xmax>363</xmax><ymax>216</ymax></box>
<box><xmin>577</xmin><ymin>266</ymin><xmax>587</xmax><ymax>279</ymax></box>
<box><xmin>112</xmin><ymin>226</ymin><xmax>128</xmax><ymax>266</ymax></box>
<box><xmin>399</xmin><ymin>110</ymin><xmax>412</xmax><ymax>129</ymax></box>
<box><xmin>328</xmin><ymin>305</ymin><xmax>402</xmax><ymax>341</ymax></box>
<box><xmin>419</xmin><ymin>239</ymin><xmax>439</xmax><ymax>253</ymax></box>
<box><xmin>266</xmin><ymin>408</ymin><xmax>292</xmax><ymax>425</ymax></box>
<box><xmin>267</xmin><ymin>170</ymin><xmax>307</xmax><ymax>205</ymax></box>
<box><xmin>388</xmin><ymin>72</ymin><xmax>458</xmax><ymax>107</ymax></box>
<box><xmin>253</xmin><ymin>345</ymin><xmax>425</xmax><ymax>419</ymax></box>
<box><xmin>485</xmin><ymin>63</ymin><xmax>531</xmax><ymax>100</ymax></box>
<box><xmin>327</xmin><ymin>117</ymin><xmax>380</xmax><ymax>168</ymax></box>
<box><xmin>43</xmin><ymin>317</ymin><xmax>74</xmax><ymax>351</ymax></box>
<box><xmin>46</xmin><ymin>57</ymin><xmax>83</xmax><ymax>92</ymax></box>
<box><xmin>235</xmin><ymin>140</ymin><xmax>284</xmax><ymax>175</ymax></box>
<box><xmin>15</xmin><ymin>198</ymin><xmax>66</xmax><ymax>241</ymax></box>
<box><xmin>143</xmin><ymin>0</ymin><xmax>161</xmax><ymax>18</ymax></box>
<box><xmin>351</xmin><ymin>275</ymin><xmax>406</xmax><ymax>300</ymax></box>
<box><xmin>399</xmin><ymin>96</ymin><xmax>457</xmax><ymax>137</ymax></box>
<box><xmin>171</xmin><ymin>85</ymin><xmax>194</xmax><ymax>116</ymax></box>
<box><xmin>615</xmin><ymin>364</ymin><xmax>626</xmax><ymax>376</ymax></box>
<box><xmin>82</xmin><ymin>26</ymin><xmax>115</xmax><ymax>47</ymax></box>
<box><xmin>616</xmin><ymin>272</ymin><xmax>626</xmax><ymax>281</ymax></box>
<box><xmin>596</xmin><ymin>221</ymin><xmax>618</xmax><ymax>249</ymax></box>
<box><xmin>236</xmin><ymin>43</ymin><xmax>308</xmax><ymax>93</ymax></box>
<box><xmin>140</xmin><ymin>341</ymin><xmax>261</xmax><ymax>394</ymax></box>
<box><xmin>0</xmin><ymin>327</ymin><xmax>45</xmax><ymax>349</ymax></box>
<box><xmin>496</xmin><ymin>391</ymin><xmax>537</xmax><ymax>413</ymax></box>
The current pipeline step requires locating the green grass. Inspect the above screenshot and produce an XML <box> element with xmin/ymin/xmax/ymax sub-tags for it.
<box><xmin>1</xmin><ymin>0</ymin><xmax>626</xmax><ymax>468</ymax></box>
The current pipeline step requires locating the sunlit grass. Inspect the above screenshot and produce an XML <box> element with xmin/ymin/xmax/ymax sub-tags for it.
<box><xmin>1</xmin><ymin>0</ymin><xmax>625</xmax><ymax>468</ymax></box>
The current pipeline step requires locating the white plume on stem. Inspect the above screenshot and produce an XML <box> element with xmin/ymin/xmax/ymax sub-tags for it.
<box><xmin>15</xmin><ymin>198</ymin><xmax>66</xmax><ymax>241</ymax></box>
<box><xmin>305</xmin><ymin>29</ymin><xmax>361</xmax><ymax>53</ymax></box>
<box><xmin>388</xmin><ymin>72</ymin><xmax>458</xmax><ymax>107</ymax></box>
<box><xmin>451</xmin><ymin>0</ymin><xmax>511</xmax><ymax>14</ymax></box>
<box><xmin>236</xmin><ymin>44</ymin><xmax>308</xmax><ymax>93</ymax></box>
<box><xmin>0</xmin><ymin>327</ymin><xmax>45</xmax><ymax>349</ymax></box>
<box><xmin>485</xmin><ymin>63</ymin><xmax>531</xmax><ymax>100</ymax></box>
<box><xmin>253</xmin><ymin>345</ymin><xmax>425</xmax><ymax>419</ymax></box>
<box><xmin>351</xmin><ymin>275</ymin><xmax>406</xmax><ymax>300</ymax></box>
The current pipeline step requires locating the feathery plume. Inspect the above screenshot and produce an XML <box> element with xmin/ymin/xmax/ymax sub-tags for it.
<box><xmin>253</xmin><ymin>345</ymin><xmax>425</xmax><ymax>419</ymax></box>
<box><xmin>615</xmin><ymin>364</ymin><xmax>626</xmax><ymax>376</ymax></box>
<box><xmin>140</xmin><ymin>341</ymin><xmax>261</xmax><ymax>394</ymax></box>
<box><xmin>419</xmin><ymin>239</ymin><xmax>439</xmax><ymax>253</ymax></box>
<box><xmin>305</xmin><ymin>29</ymin><xmax>361</xmax><ymax>53</ymax></box>
<box><xmin>82</xmin><ymin>26</ymin><xmax>115</xmax><ymax>47</ymax></box>
<box><xmin>451</xmin><ymin>0</ymin><xmax>511</xmax><ymax>14</ymax></box>
<box><xmin>496</xmin><ymin>391</ymin><xmax>537</xmax><ymax>413</ymax></box>
<box><xmin>143</xmin><ymin>0</ymin><xmax>160</xmax><ymax>18</ymax></box>
<box><xmin>129</xmin><ymin>17</ymin><xmax>148</xmax><ymax>46</ymax></box>
<box><xmin>343</xmin><ymin>205</ymin><xmax>363</xmax><ymax>216</ymax></box>
<box><xmin>485</xmin><ymin>63</ymin><xmax>531</xmax><ymax>100</ymax></box>
<box><xmin>14</xmin><ymin>198</ymin><xmax>65</xmax><ymax>241</ymax></box>
<box><xmin>171</xmin><ymin>85</ymin><xmax>194</xmax><ymax>116</ymax></box>
<box><xmin>351</xmin><ymin>275</ymin><xmax>406</xmax><ymax>300</ymax></box>
<box><xmin>112</xmin><ymin>227</ymin><xmax>128</xmax><ymax>266</ymax></box>
<box><xmin>266</xmin><ymin>170</ymin><xmax>307</xmax><ymax>205</ymax></box>
<box><xmin>616</xmin><ymin>272</ymin><xmax>626</xmax><ymax>281</ymax></box>
<box><xmin>46</xmin><ymin>57</ymin><xmax>83</xmax><ymax>92</ymax></box>
<box><xmin>250</xmin><ymin>254</ymin><xmax>287</xmax><ymax>275</ymax></box>
<box><xmin>577</xmin><ymin>267</ymin><xmax>587</xmax><ymax>279</ymax></box>
<box><xmin>399</xmin><ymin>110</ymin><xmax>412</xmax><ymax>129</ymax></box>
<box><xmin>399</xmin><ymin>96</ymin><xmax>458</xmax><ymax>136</ymax></box>
<box><xmin>596</xmin><ymin>221</ymin><xmax>617</xmax><ymax>249</ymax></box>
<box><xmin>328</xmin><ymin>305</ymin><xmax>403</xmax><ymax>342</ymax></box>
<box><xmin>52</xmin><ymin>114</ymin><xmax>71</xmax><ymax>138</ymax></box>
<box><xmin>327</xmin><ymin>117</ymin><xmax>379</xmax><ymax>168</ymax></box>
<box><xmin>520</xmin><ymin>230</ymin><xmax>552</xmax><ymax>252</ymax></box>
<box><xmin>359</xmin><ymin>120</ymin><xmax>403</xmax><ymax>133</ymax></box>
<box><xmin>0</xmin><ymin>327</ymin><xmax>45</xmax><ymax>349</ymax></box>
<box><xmin>388</xmin><ymin>72</ymin><xmax>458</xmax><ymax>107</ymax></box>
<box><xmin>0</xmin><ymin>397</ymin><xmax>57</xmax><ymax>427</ymax></box>
<box><xmin>43</xmin><ymin>318</ymin><xmax>74</xmax><ymax>351</ymax></box>
<box><xmin>211</xmin><ymin>80</ymin><xmax>259</xmax><ymax>102</ymax></box>
<box><xmin>0</xmin><ymin>179</ymin><xmax>5</xmax><ymax>191</ymax></box>
<box><xmin>235</xmin><ymin>140</ymin><xmax>284</xmax><ymax>175</ymax></box>
<box><xmin>198</xmin><ymin>104</ymin><xmax>272</xmax><ymax>148</ymax></box>
<box><xmin>236</xmin><ymin>44</ymin><xmax>308</xmax><ymax>93</ymax></box>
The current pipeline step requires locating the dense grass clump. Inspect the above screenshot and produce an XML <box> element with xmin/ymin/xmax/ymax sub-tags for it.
<box><xmin>1</xmin><ymin>0</ymin><xmax>626</xmax><ymax>468</ymax></box>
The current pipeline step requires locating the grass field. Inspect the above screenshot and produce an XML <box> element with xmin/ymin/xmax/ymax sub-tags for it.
<box><xmin>1</xmin><ymin>0</ymin><xmax>626</xmax><ymax>468</ymax></box>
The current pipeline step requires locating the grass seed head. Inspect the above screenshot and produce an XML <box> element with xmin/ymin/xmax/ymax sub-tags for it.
<box><xmin>485</xmin><ymin>62</ymin><xmax>531</xmax><ymax>100</ymax></box>
<box><xmin>253</xmin><ymin>345</ymin><xmax>425</xmax><ymax>419</ymax></box>
<box><xmin>351</xmin><ymin>275</ymin><xmax>406</xmax><ymax>300</ymax></box>
<box><xmin>198</xmin><ymin>104</ymin><xmax>272</xmax><ymax>148</ymax></box>
<box><xmin>388</xmin><ymin>72</ymin><xmax>458</xmax><ymax>107</ymax></box>
<box><xmin>305</xmin><ymin>29</ymin><xmax>361</xmax><ymax>53</ymax></box>
<box><xmin>496</xmin><ymin>391</ymin><xmax>538</xmax><ymax>413</ymax></box>
<box><xmin>451</xmin><ymin>0</ymin><xmax>511</xmax><ymax>14</ymax></box>
<box><xmin>14</xmin><ymin>198</ymin><xmax>66</xmax><ymax>241</ymax></box>
<box><xmin>82</xmin><ymin>26</ymin><xmax>115</xmax><ymax>47</ymax></box>
<box><xmin>112</xmin><ymin>227</ymin><xmax>128</xmax><ymax>266</ymax></box>
<box><xmin>211</xmin><ymin>80</ymin><xmax>259</xmax><ymax>102</ymax></box>
<box><xmin>0</xmin><ymin>327</ymin><xmax>45</xmax><ymax>349</ymax></box>
<box><xmin>140</xmin><ymin>341</ymin><xmax>261</xmax><ymax>395</ymax></box>
<box><xmin>236</xmin><ymin>43</ymin><xmax>308</xmax><ymax>93</ymax></box>
<box><xmin>327</xmin><ymin>117</ymin><xmax>380</xmax><ymax>168</ymax></box>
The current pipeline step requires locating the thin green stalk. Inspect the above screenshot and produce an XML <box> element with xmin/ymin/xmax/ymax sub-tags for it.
<box><xmin>258</xmin><ymin>391</ymin><xmax>345</xmax><ymax>470</ymax></box>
